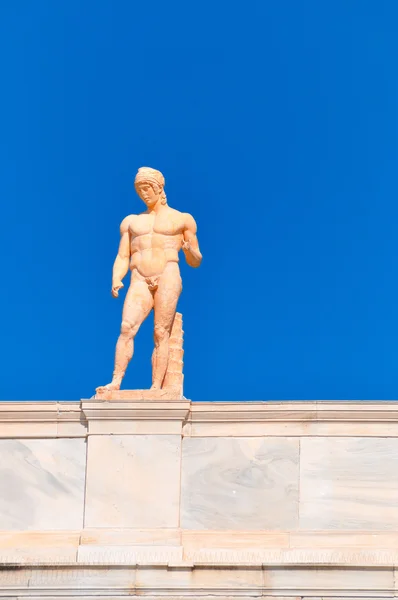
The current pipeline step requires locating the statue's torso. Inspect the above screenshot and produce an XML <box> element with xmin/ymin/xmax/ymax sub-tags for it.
<box><xmin>127</xmin><ymin>207</ymin><xmax>185</xmax><ymax>278</ymax></box>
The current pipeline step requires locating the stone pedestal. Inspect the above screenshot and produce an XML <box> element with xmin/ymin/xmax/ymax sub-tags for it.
<box><xmin>1</xmin><ymin>400</ymin><xmax>398</xmax><ymax>598</ymax></box>
<box><xmin>82</xmin><ymin>399</ymin><xmax>189</xmax><ymax>530</ymax></box>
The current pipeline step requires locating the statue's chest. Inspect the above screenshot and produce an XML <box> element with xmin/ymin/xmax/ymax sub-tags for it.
<box><xmin>130</xmin><ymin>215</ymin><xmax>154</xmax><ymax>237</ymax></box>
<box><xmin>131</xmin><ymin>214</ymin><xmax>182</xmax><ymax>237</ymax></box>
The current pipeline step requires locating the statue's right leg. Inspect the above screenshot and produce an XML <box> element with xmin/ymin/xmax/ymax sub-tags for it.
<box><xmin>96</xmin><ymin>280</ymin><xmax>153</xmax><ymax>393</ymax></box>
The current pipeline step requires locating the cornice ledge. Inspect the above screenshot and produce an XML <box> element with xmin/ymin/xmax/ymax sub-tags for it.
<box><xmin>188</xmin><ymin>400</ymin><xmax>398</xmax><ymax>423</ymax></box>
<box><xmin>0</xmin><ymin>401</ymin><xmax>81</xmax><ymax>423</ymax></box>
<box><xmin>0</xmin><ymin>401</ymin><xmax>85</xmax><ymax>438</ymax></box>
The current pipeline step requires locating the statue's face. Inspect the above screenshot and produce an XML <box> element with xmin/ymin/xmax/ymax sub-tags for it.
<box><xmin>135</xmin><ymin>181</ymin><xmax>160</xmax><ymax>208</ymax></box>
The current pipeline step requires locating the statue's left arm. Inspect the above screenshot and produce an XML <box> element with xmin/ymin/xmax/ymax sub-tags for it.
<box><xmin>182</xmin><ymin>213</ymin><xmax>202</xmax><ymax>268</ymax></box>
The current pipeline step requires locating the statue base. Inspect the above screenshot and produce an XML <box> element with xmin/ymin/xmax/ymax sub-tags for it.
<box><xmin>95</xmin><ymin>312</ymin><xmax>185</xmax><ymax>401</ymax></box>
<box><xmin>94</xmin><ymin>387</ymin><xmax>183</xmax><ymax>401</ymax></box>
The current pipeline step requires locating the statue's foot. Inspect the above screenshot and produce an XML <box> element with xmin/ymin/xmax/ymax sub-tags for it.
<box><xmin>150</xmin><ymin>383</ymin><xmax>161</xmax><ymax>390</ymax></box>
<box><xmin>96</xmin><ymin>380</ymin><xmax>121</xmax><ymax>394</ymax></box>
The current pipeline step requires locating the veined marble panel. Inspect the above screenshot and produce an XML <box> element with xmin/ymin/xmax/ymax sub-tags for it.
<box><xmin>181</xmin><ymin>437</ymin><xmax>299</xmax><ymax>529</ymax></box>
<box><xmin>84</xmin><ymin>435</ymin><xmax>181</xmax><ymax>528</ymax></box>
<box><xmin>300</xmin><ymin>437</ymin><xmax>398</xmax><ymax>530</ymax></box>
<box><xmin>0</xmin><ymin>439</ymin><xmax>86</xmax><ymax>530</ymax></box>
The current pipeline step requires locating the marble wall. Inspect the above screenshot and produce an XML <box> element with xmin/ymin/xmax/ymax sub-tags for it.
<box><xmin>180</xmin><ymin>436</ymin><xmax>398</xmax><ymax>531</ymax></box>
<box><xmin>1</xmin><ymin>402</ymin><xmax>398</xmax><ymax>534</ymax></box>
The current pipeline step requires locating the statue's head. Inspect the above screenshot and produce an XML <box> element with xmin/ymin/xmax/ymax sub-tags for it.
<box><xmin>134</xmin><ymin>167</ymin><xmax>167</xmax><ymax>208</ymax></box>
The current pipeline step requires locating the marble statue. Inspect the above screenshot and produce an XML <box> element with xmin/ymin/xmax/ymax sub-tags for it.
<box><xmin>96</xmin><ymin>167</ymin><xmax>202</xmax><ymax>394</ymax></box>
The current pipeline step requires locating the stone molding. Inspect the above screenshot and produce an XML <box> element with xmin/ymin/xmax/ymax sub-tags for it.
<box><xmin>0</xmin><ymin>401</ymin><xmax>84</xmax><ymax>438</ymax></box>
<box><xmin>184</xmin><ymin>400</ymin><xmax>398</xmax><ymax>436</ymax></box>
<box><xmin>0</xmin><ymin>563</ymin><xmax>396</xmax><ymax>598</ymax></box>
<box><xmin>3</xmin><ymin>529</ymin><xmax>398</xmax><ymax>566</ymax></box>
<box><xmin>2</xmin><ymin>400</ymin><xmax>398</xmax><ymax>437</ymax></box>
<box><xmin>82</xmin><ymin>400</ymin><xmax>191</xmax><ymax>435</ymax></box>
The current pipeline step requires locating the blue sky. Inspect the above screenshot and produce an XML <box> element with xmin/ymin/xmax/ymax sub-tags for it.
<box><xmin>1</xmin><ymin>1</ymin><xmax>398</xmax><ymax>401</ymax></box>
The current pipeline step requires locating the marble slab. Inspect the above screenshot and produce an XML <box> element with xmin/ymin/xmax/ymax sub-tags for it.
<box><xmin>300</xmin><ymin>437</ymin><xmax>398</xmax><ymax>530</ymax></box>
<box><xmin>0</xmin><ymin>531</ymin><xmax>79</xmax><ymax>563</ymax></box>
<box><xmin>84</xmin><ymin>434</ymin><xmax>181</xmax><ymax>528</ymax></box>
<box><xmin>0</xmin><ymin>439</ymin><xmax>86</xmax><ymax>530</ymax></box>
<box><xmin>135</xmin><ymin>565</ymin><xmax>263</xmax><ymax>593</ymax></box>
<box><xmin>264</xmin><ymin>566</ymin><xmax>393</xmax><ymax>595</ymax></box>
<box><xmin>180</xmin><ymin>437</ymin><xmax>299</xmax><ymax>529</ymax></box>
<box><xmin>0</xmin><ymin>566</ymin><xmax>136</xmax><ymax>592</ymax></box>
<box><xmin>81</xmin><ymin>528</ymin><xmax>181</xmax><ymax>546</ymax></box>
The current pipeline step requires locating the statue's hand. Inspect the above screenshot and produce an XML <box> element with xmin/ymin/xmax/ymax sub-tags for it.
<box><xmin>111</xmin><ymin>281</ymin><xmax>124</xmax><ymax>298</ymax></box>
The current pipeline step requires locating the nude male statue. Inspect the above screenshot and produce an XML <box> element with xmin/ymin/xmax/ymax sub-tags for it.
<box><xmin>96</xmin><ymin>167</ymin><xmax>202</xmax><ymax>393</ymax></box>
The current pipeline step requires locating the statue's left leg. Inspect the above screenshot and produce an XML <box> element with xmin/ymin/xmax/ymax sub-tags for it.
<box><xmin>151</xmin><ymin>263</ymin><xmax>182</xmax><ymax>389</ymax></box>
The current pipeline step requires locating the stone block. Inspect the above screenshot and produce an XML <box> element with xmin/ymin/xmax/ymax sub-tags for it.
<box><xmin>264</xmin><ymin>566</ymin><xmax>394</xmax><ymax>595</ymax></box>
<box><xmin>84</xmin><ymin>435</ymin><xmax>181</xmax><ymax>528</ymax></box>
<box><xmin>300</xmin><ymin>438</ymin><xmax>398</xmax><ymax>530</ymax></box>
<box><xmin>135</xmin><ymin>565</ymin><xmax>263</xmax><ymax>594</ymax></box>
<box><xmin>181</xmin><ymin>437</ymin><xmax>299</xmax><ymax>530</ymax></box>
<box><xmin>0</xmin><ymin>439</ymin><xmax>86</xmax><ymax>530</ymax></box>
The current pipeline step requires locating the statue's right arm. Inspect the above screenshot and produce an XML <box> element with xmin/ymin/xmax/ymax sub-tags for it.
<box><xmin>111</xmin><ymin>217</ymin><xmax>132</xmax><ymax>298</ymax></box>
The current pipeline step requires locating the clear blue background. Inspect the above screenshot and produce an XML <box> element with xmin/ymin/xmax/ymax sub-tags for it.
<box><xmin>1</xmin><ymin>1</ymin><xmax>397</xmax><ymax>401</ymax></box>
